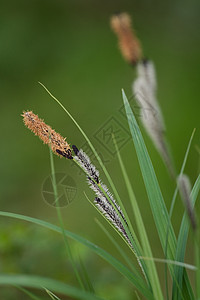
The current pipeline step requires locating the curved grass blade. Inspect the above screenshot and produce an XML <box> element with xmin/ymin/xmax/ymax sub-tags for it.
<box><xmin>113</xmin><ymin>134</ymin><xmax>163</xmax><ymax>299</ymax></box>
<box><xmin>122</xmin><ymin>89</ymin><xmax>176</xmax><ymax>260</ymax></box>
<box><xmin>172</xmin><ymin>174</ymin><xmax>200</xmax><ymax>299</ymax></box>
<box><xmin>0</xmin><ymin>211</ymin><xmax>153</xmax><ymax>299</ymax></box>
<box><xmin>0</xmin><ymin>274</ymin><xmax>103</xmax><ymax>300</ymax></box>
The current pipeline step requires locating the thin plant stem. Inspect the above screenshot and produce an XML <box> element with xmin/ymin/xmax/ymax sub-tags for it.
<box><xmin>164</xmin><ymin>129</ymin><xmax>195</xmax><ymax>298</ymax></box>
<box><xmin>49</xmin><ymin>146</ymin><xmax>85</xmax><ymax>290</ymax></box>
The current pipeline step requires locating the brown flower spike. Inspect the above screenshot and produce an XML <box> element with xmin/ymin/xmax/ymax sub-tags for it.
<box><xmin>110</xmin><ymin>12</ymin><xmax>142</xmax><ymax>65</ymax></box>
<box><xmin>22</xmin><ymin>111</ymin><xmax>73</xmax><ymax>159</ymax></box>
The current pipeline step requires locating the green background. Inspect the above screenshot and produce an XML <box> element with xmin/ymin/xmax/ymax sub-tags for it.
<box><xmin>0</xmin><ymin>0</ymin><xmax>200</xmax><ymax>299</ymax></box>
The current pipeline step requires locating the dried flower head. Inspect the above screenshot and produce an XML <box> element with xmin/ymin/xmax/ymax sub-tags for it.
<box><xmin>22</xmin><ymin>111</ymin><xmax>72</xmax><ymax>159</ymax></box>
<box><xmin>133</xmin><ymin>59</ymin><xmax>175</xmax><ymax>178</ymax></box>
<box><xmin>110</xmin><ymin>12</ymin><xmax>142</xmax><ymax>65</ymax></box>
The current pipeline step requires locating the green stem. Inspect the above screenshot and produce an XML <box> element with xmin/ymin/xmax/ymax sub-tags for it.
<box><xmin>49</xmin><ymin>147</ymin><xmax>85</xmax><ymax>290</ymax></box>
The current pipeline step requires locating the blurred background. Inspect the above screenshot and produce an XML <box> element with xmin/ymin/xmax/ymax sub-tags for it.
<box><xmin>0</xmin><ymin>0</ymin><xmax>200</xmax><ymax>299</ymax></box>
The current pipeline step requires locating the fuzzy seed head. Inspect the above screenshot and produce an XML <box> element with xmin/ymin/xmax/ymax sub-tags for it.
<box><xmin>22</xmin><ymin>111</ymin><xmax>72</xmax><ymax>159</ymax></box>
<box><xmin>110</xmin><ymin>12</ymin><xmax>142</xmax><ymax>65</ymax></box>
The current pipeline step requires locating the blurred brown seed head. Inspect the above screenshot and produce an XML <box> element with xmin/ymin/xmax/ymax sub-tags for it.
<box><xmin>110</xmin><ymin>12</ymin><xmax>142</xmax><ymax>65</ymax></box>
<box><xmin>22</xmin><ymin>111</ymin><xmax>72</xmax><ymax>159</ymax></box>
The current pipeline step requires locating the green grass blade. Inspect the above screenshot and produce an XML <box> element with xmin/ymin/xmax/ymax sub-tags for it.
<box><xmin>123</xmin><ymin>89</ymin><xmax>195</xmax><ymax>299</ymax></box>
<box><xmin>113</xmin><ymin>134</ymin><xmax>163</xmax><ymax>299</ymax></box>
<box><xmin>122</xmin><ymin>89</ymin><xmax>176</xmax><ymax>260</ymax></box>
<box><xmin>0</xmin><ymin>274</ymin><xmax>103</xmax><ymax>300</ymax></box>
<box><xmin>0</xmin><ymin>211</ymin><xmax>153</xmax><ymax>299</ymax></box>
<box><xmin>165</xmin><ymin>129</ymin><xmax>195</xmax><ymax>300</ymax></box>
<box><xmin>45</xmin><ymin>288</ymin><xmax>62</xmax><ymax>300</ymax></box>
<box><xmin>172</xmin><ymin>174</ymin><xmax>200</xmax><ymax>299</ymax></box>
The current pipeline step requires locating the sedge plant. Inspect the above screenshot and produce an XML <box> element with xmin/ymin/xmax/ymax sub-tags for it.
<box><xmin>0</xmin><ymin>12</ymin><xmax>199</xmax><ymax>300</ymax></box>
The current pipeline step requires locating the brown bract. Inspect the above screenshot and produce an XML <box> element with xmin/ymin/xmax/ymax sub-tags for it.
<box><xmin>110</xmin><ymin>12</ymin><xmax>142</xmax><ymax>65</ymax></box>
<box><xmin>22</xmin><ymin>111</ymin><xmax>73</xmax><ymax>159</ymax></box>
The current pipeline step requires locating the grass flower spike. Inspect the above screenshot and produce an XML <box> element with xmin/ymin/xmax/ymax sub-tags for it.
<box><xmin>22</xmin><ymin>111</ymin><xmax>73</xmax><ymax>159</ymax></box>
<box><xmin>133</xmin><ymin>60</ymin><xmax>175</xmax><ymax>177</ymax></box>
<box><xmin>73</xmin><ymin>145</ymin><xmax>133</xmax><ymax>249</ymax></box>
<box><xmin>110</xmin><ymin>12</ymin><xmax>142</xmax><ymax>65</ymax></box>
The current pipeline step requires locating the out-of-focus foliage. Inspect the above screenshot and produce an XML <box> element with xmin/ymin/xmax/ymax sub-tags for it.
<box><xmin>0</xmin><ymin>0</ymin><xmax>200</xmax><ymax>299</ymax></box>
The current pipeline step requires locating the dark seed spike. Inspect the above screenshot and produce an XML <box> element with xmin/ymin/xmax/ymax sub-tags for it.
<box><xmin>72</xmin><ymin>145</ymin><xmax>79</xmax><ymax>155</ymax></box>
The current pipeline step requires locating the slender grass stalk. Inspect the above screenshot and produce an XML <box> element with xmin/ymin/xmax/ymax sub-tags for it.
<box><xmin>172</xmin><ymin>175</ymin><xmax>200</xmax><ymax>300</ymax></box>
<box><xmin>165</xmin><ymin>129</ymin><xmax>195</xmax><ymax>298</ymax></box>
<box><xmin>78</xmin><ymin>256</ymin><xmax>95</xmax><ymax>294</ymax></box>
<box><xmin>45</xmin><ymin>288</ymin><xmax>62</xmax><ymax>300</ymax></box>
<box><xmin>15</xmin><ymin>285</ymin><xmax>42</xmax><ymax>300</ymax></box>
<box><xmin>49</xmin><ymin>146</ymin><xmax>85</xmax><ymax>290</ymax></box>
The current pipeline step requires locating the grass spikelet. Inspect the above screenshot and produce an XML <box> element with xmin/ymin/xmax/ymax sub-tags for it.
<box><xmin>133</xmin><ymin>60</ymin><xmax>175</xmax><ymax>177</ymax></box>
<box><xmin>110</xmin><ymin>12</ymin><xmax>142</xmax><ymax>65</ymax></box>
<box><xmin>22</xmin><ymin>111</ymin><xmax>73</xmax><ymax>159</ymax></box>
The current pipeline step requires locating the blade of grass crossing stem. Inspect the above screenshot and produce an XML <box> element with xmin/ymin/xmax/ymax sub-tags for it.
<box><xmin>122</xmin><ymin>90</ymin><xmax>177</xmax><ymax>264</ymax></box>
<box><xmin>45</xmin><ymin>288</ymin><xmax>62</xmax><ymax>300</ymax></box>
<box><xmin>113</xmin><ymin>134</ymin><xmax>163</xmax><ymax>299</ymax></box>
<box><xmin>0</xmin><ymin>275</ymin><xmax>104</xmax><ymax>300</ymax></box>
<box><xmin>165</xmin><ymin>129</ymin><xmax>195</xmax><ymax>300</ymax></box>
<box><xmin>172</xmin><ymin>174</ymin><xmax>200</xmax><ymax>299</ymax></box>
<box><xmin>39</xmin><ymin>82</ymin><xmax>140</xmax><ymax>258</ymax></box>
<box><xmin>49</xmin><ymin>147</ymin><xmax>85</xmax><ymax>290</ymax></box>
<box><xmin>95</xmin><ymin>218</ymin><xmax>140</xmax><ymax>275</ymax></box>
<box><xmin>0</xmin><ymin>211</ymin><xmax>153</xmax><ymax>299</ymax></box>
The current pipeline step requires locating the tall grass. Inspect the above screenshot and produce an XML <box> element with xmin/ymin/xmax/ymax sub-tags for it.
<box><xmin>0</xmin><ymin>87</ymin><xmax>199</xmax><ymax>299</ymax></box>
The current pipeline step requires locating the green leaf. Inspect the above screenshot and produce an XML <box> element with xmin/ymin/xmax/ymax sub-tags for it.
<box><xmin>122</xmin><ymin>89</ymin><xmax>176</xmax><ymax>261</ymax></box>
<box><xmin>113</xmin><ymin>134</ymin><xmax>163</xmax><ymax>299</ymax></box>
<box><xmin>0</xmin><ymin>211</ymin><xmax>153</xmax><ymax>299</ymax></box>
<box><xmin>173</xmin><ymin>174</ymin><xmax>200</xmax><ymax>299</ymax></box>
<box><xmin>0</xmin><ymin>274</ymin><xmax>103</xmax><ymax>300</ymax></box>
<box><xmin>122</xmin><ymin>89</ymin><xmax>195</xmax><ymax>299</ymax></box>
